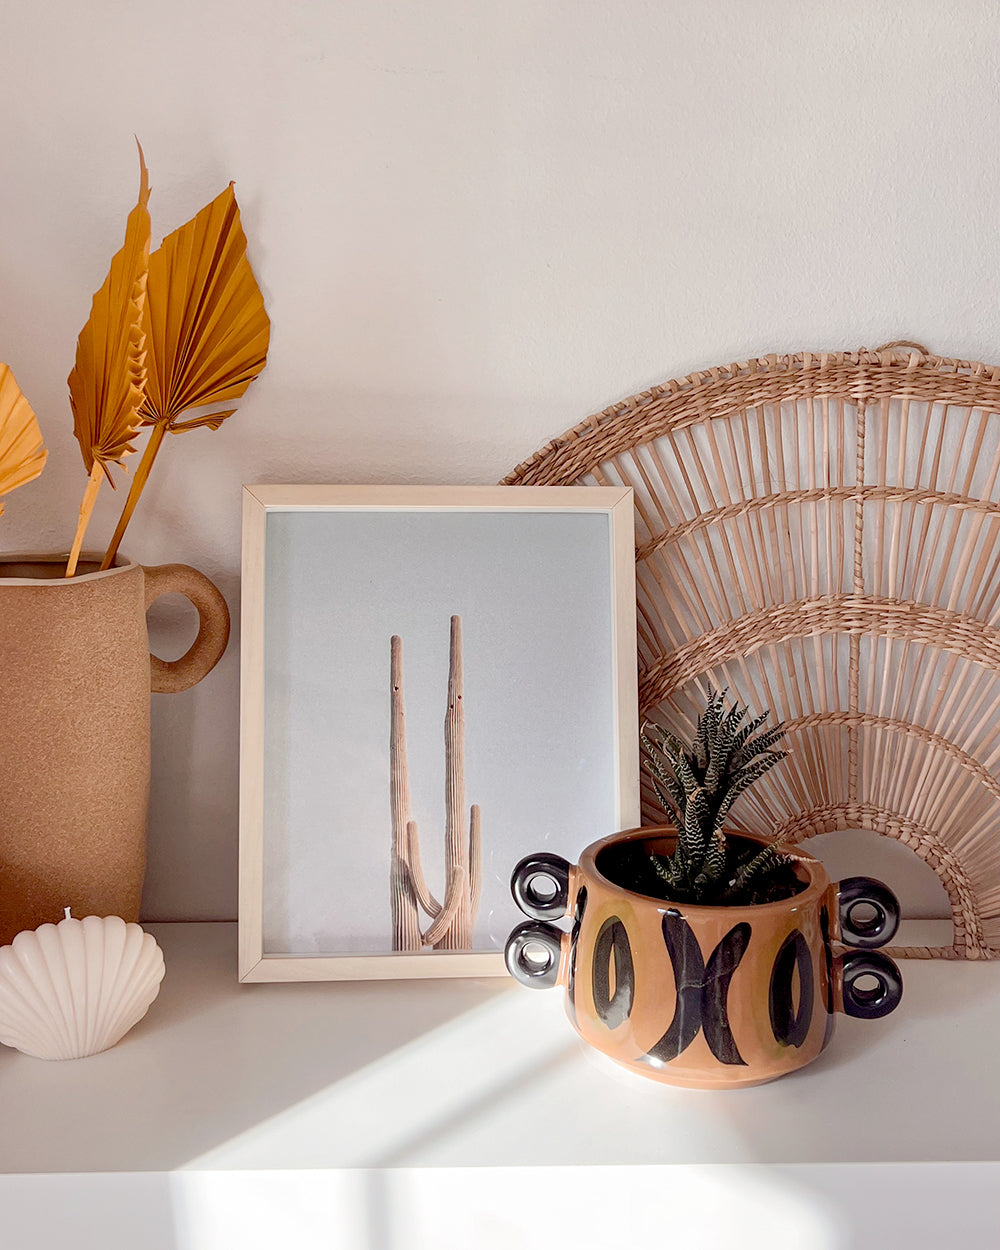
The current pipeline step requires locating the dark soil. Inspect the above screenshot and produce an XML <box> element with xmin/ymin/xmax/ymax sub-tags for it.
<box><xmin>595</xmin><ymin>840</ymin><xmax>807</xmax><ymax>908</ymax></box>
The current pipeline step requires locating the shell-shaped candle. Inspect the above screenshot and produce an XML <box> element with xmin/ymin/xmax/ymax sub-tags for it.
<box><xmin>0</xmin><ymin>912</ymin><xmax>165</xmax><ymax>1060</ymax></box>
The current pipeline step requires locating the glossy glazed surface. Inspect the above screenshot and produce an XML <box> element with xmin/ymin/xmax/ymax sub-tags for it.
<box><xmin>573</xmin><ymin>829</ymin><xmax>836</xmax><ymax>1086</ymax></box>
<box><xmin>508</xmin><ymin>826</ymin><xmax>902</xmax><ymax>1088</ymax></box>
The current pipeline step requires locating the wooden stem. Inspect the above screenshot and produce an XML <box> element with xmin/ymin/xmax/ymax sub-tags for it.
<box><xmin>100</xmin><ymin>421</ymin><xmax>167</xmax><ymax>570</ymax></box>
<box><xmin>65</xmin><ymin>462</ymin><xmax>104</xmax><ymax>578</ymax></box>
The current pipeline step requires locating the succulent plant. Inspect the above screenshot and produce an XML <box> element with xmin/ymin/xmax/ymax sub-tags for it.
<box><xmin>641</xmin><ymin>688</ymin><xmax>791</xmax><ymax>905</ymax></box>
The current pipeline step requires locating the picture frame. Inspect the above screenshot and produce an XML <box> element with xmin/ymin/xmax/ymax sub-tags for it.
<box><xmin>239</xmin><ymin>484</ymin><xmax>639</xmax><ymax>981</ymax></box>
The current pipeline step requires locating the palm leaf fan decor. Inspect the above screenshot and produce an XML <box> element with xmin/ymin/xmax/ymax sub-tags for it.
<box><xmin>504</xmin><ymin>343</ymin><xmax>1000</xmax><ymax>959</ymax></box>
<box><xmin>0</xmin><ymin>364</ymin><xmax>47</xmax><ymax>515</ymax></box>
<box><xmin>100</xmin><ymin>183</ymin><xmax>270</xmax><ymax>569</ymax></box>
<box><xmin>65</xmin><ymin>144</ymin><xmax>151</xmax><ymax>577</ymax></box>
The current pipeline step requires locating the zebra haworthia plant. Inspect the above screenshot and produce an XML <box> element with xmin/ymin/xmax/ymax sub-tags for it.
<box><xmin>641</xmin><ymin>688</ymin><xmax>791</xmax><ymax>906</ymax></box>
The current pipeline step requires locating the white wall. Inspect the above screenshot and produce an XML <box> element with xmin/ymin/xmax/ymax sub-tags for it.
<box><xmin>1</xmin><ymin>0</ymin><xmax>996</xmax><ymax>920</ymax></box>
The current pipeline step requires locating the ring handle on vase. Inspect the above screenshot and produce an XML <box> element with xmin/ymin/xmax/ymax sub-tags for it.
<box><xmin>836</xmin><ymin>876</ymin><xmax>900</xmax><ymax>949</ymax></box>
<box><xmin>836</xmin><ymin>950</ymin><xmax>903</xmax><ymax>1020</ymax></box>
<box><xmin>143</xmin><ymin>564</ymin><xmax>231</xmax><ymax>694</ymax></box>
<box><xmin>510</xmin><ymin>853</ymin><xmax>572</xmax><ymax>921</ymax></box>
<box><xmin>504</xmin><ymin>921</ymin><xmax>567</xmax><ymax>990</ymax></box>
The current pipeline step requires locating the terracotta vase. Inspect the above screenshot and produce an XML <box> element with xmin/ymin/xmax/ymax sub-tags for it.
<box><xmin>505</xmin><ymin>827</ymin><xmax>903</xmax><ymax>1088</ymax></box>
<box><xmin>0</xmin><ymin>554</ymin><xmax>230</xmax><ymax>946</ymax></box>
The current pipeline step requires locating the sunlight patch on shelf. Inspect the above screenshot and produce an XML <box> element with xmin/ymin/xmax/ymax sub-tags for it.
<box><xmin>180</xmin><ymin>987</ymin><xmax>576</xmax><ymax>1169</ymax></box>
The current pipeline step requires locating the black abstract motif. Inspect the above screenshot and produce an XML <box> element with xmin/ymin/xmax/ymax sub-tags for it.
<box><xmin>589</xmin><ymin>912</ymin><xmax>751</xmax><ymax>1066</ymax></box>
<box><xmin>591</xmin><ymin>916</ymin><xmax>634</xmax><ymax>1029</ymax></box>
<box><xmin>768</xmin><ymin>929</ymin><xmax>814</xmax><ymax>1048</ymax></box>
<box><xmin>589</xmin><ymin>912</ymin><xmax>822</xmax><ymax>1067</ymax></box>
<box><xmin>819</xmin><ymin>904</ymin><xmax>836</xmax><ymax>1050</ymax></box>
<box><xmin>640</xmin><ymin>914</ymin><xmax>752</xmax><ymax>1067</ymax></box>
<box><xmin>566</xmin><ymin>887</ymin><xmax>588</xmax><ymax>1024</ymax></box>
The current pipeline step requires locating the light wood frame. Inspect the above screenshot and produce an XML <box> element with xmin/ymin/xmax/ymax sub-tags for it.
<box><xmin>239</xmin><ymin>484</ymin><xmax>639</xmax><ymax>981</ymax></box>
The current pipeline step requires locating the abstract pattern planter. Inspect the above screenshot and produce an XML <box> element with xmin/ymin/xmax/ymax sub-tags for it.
<box><xmin>506</xmin><ymin>827</ymin><xmax>902</xmax><ymax>1088</ymax></box>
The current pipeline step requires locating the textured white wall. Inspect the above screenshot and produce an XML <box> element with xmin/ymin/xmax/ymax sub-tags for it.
<box><xmin>1</xmin><ymin>1</ymin><xmax>995</xmax><ymax>919</ymax></box>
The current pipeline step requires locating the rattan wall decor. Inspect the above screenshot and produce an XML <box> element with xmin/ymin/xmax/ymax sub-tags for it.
<box><xmin>505</xmin><ymin>343</ymin><xmax>1000</xmax><ymax>960</ymax></box>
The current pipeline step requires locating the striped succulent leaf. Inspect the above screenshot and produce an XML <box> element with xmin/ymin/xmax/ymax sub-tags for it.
<box><xmin>728</xmin><ymin>723</ymin><xmax>787</xmax><ymax>774</ymax></box>
<box><xmin>639</xmin><ymin>692</ymin><xmax>790</xmax><ymax>904</ymax></box>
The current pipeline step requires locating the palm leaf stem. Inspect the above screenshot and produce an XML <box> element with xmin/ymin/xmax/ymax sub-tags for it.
<box><xmin>100</xmin><ymin>420</ymin><xmax>167</xmax><ymax>569</ymax></box>
<box><xmin>65</xmin><ymin>461</ymin><xmax>104</xmax><ymax>577</ymax></box>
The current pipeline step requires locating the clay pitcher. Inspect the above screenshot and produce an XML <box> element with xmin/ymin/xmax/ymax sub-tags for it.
<box><xmin>0</xmin><ymin>554</ymin><xmax>230</xmax><ymax>945</ymax></box>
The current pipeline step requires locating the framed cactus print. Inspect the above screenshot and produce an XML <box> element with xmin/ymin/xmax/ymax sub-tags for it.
<box><xmin>239</xmin><ymin>484</ymin><xmax>639</xmax><ymax>981</ymax></box>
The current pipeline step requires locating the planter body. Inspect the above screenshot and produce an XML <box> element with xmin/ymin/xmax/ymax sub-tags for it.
<box><xmin>0</xmin><ymin>555</ymin><xmax>230</xmax><ymax>946</ymax></box>
<box><xmin>506</xmin><ymin>827</ymin><xmax>902</xmax><ymax>1089</ymax></box>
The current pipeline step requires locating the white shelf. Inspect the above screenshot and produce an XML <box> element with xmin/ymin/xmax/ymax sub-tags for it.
<box><xmin>2</xmin><ymin>921</ymin><xmax>999</xmax><ymax>1247</ymax></box>
<box><xmin>0</xmin><ymin>920</ymin><xmax>995</xmax><ymax>1172</ymax></box>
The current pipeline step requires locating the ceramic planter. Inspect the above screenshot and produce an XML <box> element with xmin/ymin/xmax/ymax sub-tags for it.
<box><xmin>0</xmin><ymin>554</ymin><xmax>230</xmax><ymax>945</ymax></box>
<box><xmin>505</xmin><ymin>827</ymin><xmax>902</xmax><ymax>1088</ymax></box>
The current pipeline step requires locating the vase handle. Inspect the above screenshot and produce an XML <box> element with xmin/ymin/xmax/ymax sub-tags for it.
<box><xmin>835</xmin><ymin>876</ymin><xmax>900</xmax><ymax>948</ymax></box>
<box><xmin>143</xmin><ymin>564</ymin><xmax>231</xmax><ymax>694</ymax></box>
<box><xmin>505</xmin><ymin>921</ymin><xmax>567</xmax><ymax>989</ymax></box>
<box><xmin>510</xmin><ymin>853</ymin><xmax>572</xmax><ymax>920</ymax></box>
<box><xmin>835</xmin><ymin>950</ymin><xmax>903</xmax><ymax>1019</ymax></box>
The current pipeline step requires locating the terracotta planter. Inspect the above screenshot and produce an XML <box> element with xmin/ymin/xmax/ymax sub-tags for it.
<box><xmin>0</xmin><ymin>554</ymin><xmax>230</xmax><ymax>946</ymax></box>
<box><xmin>505</xmin><ymin>827</ymin><xmax>903</xmax><ymax>1088</ymax></box>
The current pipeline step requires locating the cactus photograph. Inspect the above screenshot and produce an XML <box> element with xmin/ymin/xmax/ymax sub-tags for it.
<box><xmin>244</xmin><ymin>486</ymin><xmax>639</xmax><ymax>978</ymax></box>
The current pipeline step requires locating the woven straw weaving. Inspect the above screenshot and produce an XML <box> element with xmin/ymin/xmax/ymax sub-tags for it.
<box><xmin>505</xmin><ymin>343</ymin><xmax>1000</xmax><ymax>959</ymax></box>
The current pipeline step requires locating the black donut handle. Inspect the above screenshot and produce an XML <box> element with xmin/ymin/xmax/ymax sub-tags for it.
<box><xmin>837</xmin><ymin>876</ymin><xmax>901</xmax><ymax>949</ymax></box>
<box><xmin>510</xmin><ymin>852</ymin><xmax>572</xmax><ymax>921</ymax></box>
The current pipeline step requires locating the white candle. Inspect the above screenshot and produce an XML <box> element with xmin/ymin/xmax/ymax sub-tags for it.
<box><xmin>0</xmin><ymin>913</ymin><xmax>165</xmax><ymax>1060</ymax></box>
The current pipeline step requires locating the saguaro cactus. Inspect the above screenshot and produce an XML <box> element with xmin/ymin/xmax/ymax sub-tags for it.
<box><xmin>389</xmin><ymin>616</ymin><xmax>482</xmax><ymax>951</ymax></box>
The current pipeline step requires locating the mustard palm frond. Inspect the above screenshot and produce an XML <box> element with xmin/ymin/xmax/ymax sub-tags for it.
<box><xmin>0</xmin><ymin>364</ymin><xmax>47</xmax><ymax>516</ymax></box>
<box><xmin>142</xmin><ymin>181</ymin><xmax>269</xmax><ymax>423</ymax></box>
<box><xmin>101</xmin><ymin>182</ymin><xmax>269</xmax><ymax>568</ymax></box>
<box><xmin>65</xmin><ymin>143</ymin><xmax>151</xmax><ymax>576</ymax></box>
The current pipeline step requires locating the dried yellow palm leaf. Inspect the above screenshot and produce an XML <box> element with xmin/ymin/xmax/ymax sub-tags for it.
<box><xmin>65</xmin><ymin>143</ymin><xmax>151</xmax><ymax>577</ymax></box>
<box><xmin>101</xmin><ymin>182</ymin><xmax>269</xmax><ymax>569</ymax></box>
<box><xmin>0</xmin><ymin>363</ymin><xmax>47</xmax><ymax>516</ymax></box>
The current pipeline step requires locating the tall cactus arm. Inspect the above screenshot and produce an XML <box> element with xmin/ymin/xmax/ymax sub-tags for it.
<box><xmin>406</xmin><ymin>819</ymin><xmax>442</xmax><ymax>917</ymax></box>
<box><xmin>422</xmin><ymin>865</ymin><xmax>468</xmax><ymax>946</ymax></box>
<box><xmin>390</xmin><ymin>634</ymin><xmax>421</xmax><ymax>950</ymax></box>
<box><xmin>435</xmin><ymin>614</ymin><xmax>473</xmax><ymax>949</ymax></box>
<box><xmin>469</xmin><ymin>804</ymin><xmax>483</xmax><ymax>915</ymax></box>
<box><xmin>390</xmin><ymin>854</ymin><xmax>422</xmax><ymax>952</ymax></box>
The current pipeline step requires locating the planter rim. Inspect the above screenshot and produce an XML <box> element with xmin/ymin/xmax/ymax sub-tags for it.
<box><xmin>0</xmin><ymin>552</ymin><xmax>135</xmax><ymax>586</ymax></box>
<box><xmin>581</xmin><ymin>824</ymin><xmax>827</xmax><ymax>914</ymax></box>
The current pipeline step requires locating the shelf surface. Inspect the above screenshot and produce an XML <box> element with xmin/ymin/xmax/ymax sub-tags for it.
<box><xmin>0</xmin><ymin>920</ymin><xmax>996</xmax><ymax>1174</ymax></box>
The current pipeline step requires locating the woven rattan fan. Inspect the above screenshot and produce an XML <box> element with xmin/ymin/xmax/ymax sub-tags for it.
<box><xmin>506</xmin><ymin>342</ymin><xmax>1000</xmax><ymax>960</ymax></box>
